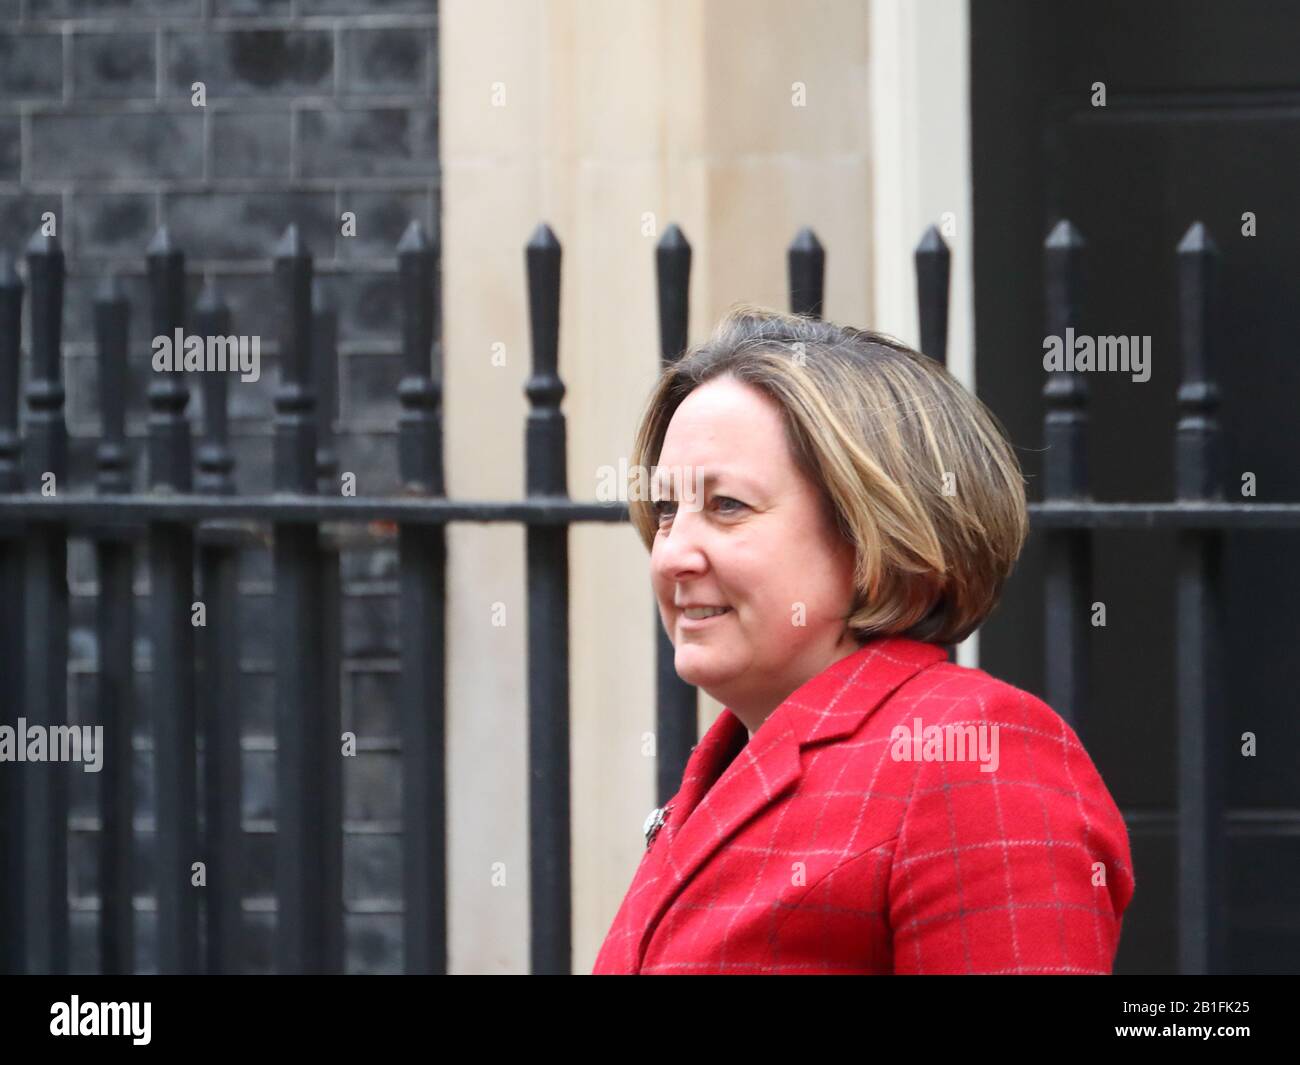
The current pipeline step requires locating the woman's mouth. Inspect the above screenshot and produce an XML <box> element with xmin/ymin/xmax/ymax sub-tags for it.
<box><xmin>680</xmin><ymin>606</ymin><xmax>732</xmax><ymax>625</ymax></box>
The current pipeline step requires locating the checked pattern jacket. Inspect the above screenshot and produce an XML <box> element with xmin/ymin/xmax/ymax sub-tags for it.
<box><xmin>593</xmin><ymin>636</ymin><xmax>1135</xmax><ymax>975</ymax></box>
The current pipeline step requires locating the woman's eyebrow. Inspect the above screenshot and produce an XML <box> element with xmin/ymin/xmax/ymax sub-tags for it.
<box><xmin>650</xmin><ymin>469</ymin><xmax>763</xmax><ymax>497</ymax></box>
<box><xmin>700</xmin><ymin>471</ymin><xmax>762</xmax><ymax>495</ymax></box>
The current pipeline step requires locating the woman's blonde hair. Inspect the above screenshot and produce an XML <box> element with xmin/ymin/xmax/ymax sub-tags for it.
<box><xmin>629</xmin><ymin>304</ymin><xmax>1030</xmax><ymax>645</ymax></box>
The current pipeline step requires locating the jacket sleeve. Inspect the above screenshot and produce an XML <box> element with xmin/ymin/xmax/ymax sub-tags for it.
<box><xmin>887</xmin><ymin>684</ymin><xmax>1135</xmax><ymax>974</ymax></box>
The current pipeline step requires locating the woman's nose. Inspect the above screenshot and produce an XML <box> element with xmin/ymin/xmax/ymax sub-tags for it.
<box><xmin>652</xmin><ymin>508</ymin><xmax>708</xmax><ymax>580</ymax></box>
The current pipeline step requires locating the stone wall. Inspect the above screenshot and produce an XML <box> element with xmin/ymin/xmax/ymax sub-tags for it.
<box><xmin>0</xmin><ymin>0</ymin><xmax>439</xmax><ymax>974</ymax></box>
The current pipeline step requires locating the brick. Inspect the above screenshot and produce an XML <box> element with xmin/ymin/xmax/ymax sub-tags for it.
<box><xmin>344</xmin><ymin>833</ymin><xmax>402</xmax><ymax>905</ymax></box>
<box><xmin>31</xmin><ymin>0</ymin><xmax>200</xmax><ymax>16</ymax></box>
<box><xmin>133</xmin><ymin>747</ymin><xmax>154</xmax><ymax>823</ymax></box>
<box><xmin>163</xmin><ymin>190</ymin><xmax>334</xmax><ymax>260</ymax></box>
<box><xmin>340</xmin><ymin>27</ymin><xmax>428</xmax><ymax>95</ymax></box>
<box><xmin>70</xmin><ymin>911</ymin><xmax>98</xmax><ymax>975</ymax></box>
<box><xmin>242</xmin><ymin>748</ymin><xmax>275</xmax><ymax>821</ymax></box>
<box><xmin>69</xmin><ymin>828</ymin><xmax>99</xmax><ymax>899</ymax></box>
<box><xmin>68</xmin><ymin>590</ymin><xmax>96</xmax><ymax>659</ymax></box>
<box><xmin>344</xmin><ymin>749</ymin><xmax>400</xmax><ymax>821</ymax></box>
<box><xmin>67</xmin><ymin>681</ymin><xmax>98</xmax><ymax>781</ymax></box>
<box><xmin>297</xmin><ymin>107</ymin><xmax>437</xmax><ymax>179</ymax></box>
<box><xmin>0</xmin><ymin>32</ymin><xmax>63</xmax><ymax>100</ymax></box>
<box><xmin>68</xmin><ymin>535</ymin><xmax>98</xmax><ymax>588</ymax></box>
<box><xmin>214</xmin><ymin>0</ymin><xmax>291</xmax><ymax>15</ymax></box>
<box><xmin>0</xmin><ymin>192</ymin><xmax>65</xmax><ymax>256</ymax></box>
<box><xmin>71</xmin><ymin>32</ymin><xmax>156</xmax><ymax>100</ymax></box>
<box><xmin>211</xmin><ymin>110</ymin><xmax>291</xmax><ymax>180</ymax></box>
<box><xmin>71</xmin><ymin>192</ymin><xmax>156</xmax><ymax>258</ymax></box>
<box><xmin>342</xmin><ymin>590</ymin><xmax>399</xmax><ymax>657</ymax></box>
<box><xmin>166</xmin><ymin>30</ymin><xmax>332</xmax><ymax>99</ymax></box>
<box><xmin>236</xmin><ymin>588</ymin><xmax>273</xmax><ymax>665</ymax></box>
<box><xmin>0</xmin><ymin>184</ymin><xmax>62</xmax><ymax>247</ymax></box>
<box><xmin>302</xmin><ymin>0</ymin><xmax>433</xmax><ymax>14</ymax></box>
<box><xmin>341</xmin><ymin>350</ymin><xmax>401</xmax><ymax>426</ymax></box>
<box><xmin>126</xmin><ymin>443</ymin><xmax>149</xmax><ymax>490</ymax></box>
<box><xmin>0</xmin><ymin>116</ymin><xmax>19</xmax><ymax>181</ymax></box>
<box><xmin>41</xmin><ymin>282</ymin><xmax>156</xmax><ymax>438</ymax></box>
<box><xmin>130</xmin><ymin>669</ymin><xmax>151</xmax><ymax>740</ymax></box>
<box><xmin>330</xmin><ymin>269</ymin><xmax>401</xmax><ymax>341</ymax></box>
<box><xmin>57</xmin><ymin>269</ymin><xmax>154</xmax><ymax>348</ymax></box>
<box><xmin>242</xmin><ymin>830</ymin><xmax>275</xmax><ymax>899</ymax></box>
<box><xmin>30</xmin><ymin>111</ymin><xmax>203</xmax><ymax>181</ymax></box>
<box><xmin>132</xmin><ymin>909</ymin><xmax>158</xmax><ymax>975</ymax></box>
<box><xmin>61</xmin><ymin>434</ymin><xmax>96</xmax><ymax>493</ymax></box>
<box><xmin>196</xmin><ymin>273</ymin><xmax>285</xmax><ymax>351</ymax></box>
<box><xmin>340</xmin><ymin>544</ymin><xmax>398</xmax><ymax>582</ymax></box>
<box><xmin>240</xmin><ymin>670</ymin><xmax>276</xmax><ymax>740</ymax></box>
<box><xmin>219</xmin><ymin>349</ymin><xmax>277</xmax><ymax>425</ymax></box>
<box><xmin>346</xmin><ymin>914</ymin><xmax>402</xmax><ymax>975</ymax></box>
<box><xmin>243</xmin><ymin>912</ymin><xmax>274</xmax><ymax>975</ymax></box>
<box><xmin>64</xmin><ymin>350</ymin><xmax>101</xmax><ymax>434</ymax></box>
<box><xmin>348</xmin><ymin>668</ymin><xmax>398</xmax><ymax>737</ymax></box>
<box><xmin>228</xmin><ymin>435</ymin><xmax>273</xmax><ymax>493</ymax></box>
<box><xmin>68</xmin><ymin>671</ymin><xmax>99</xmax><ymax>733</ymax></box>
<box><xmin>238</xmin><ymin>543</ymin><xmax>271</xmax><ymax>586</ymax></box>
<box><xmin>130</xmin><ymin>832</ymin><xmax>154</xmax><ymax>910</ymax></box>
<box><xmin>336</xmin><ymin>187</ymin><xmax>432</xmax><ymax>261</ymax></box>
<box><xmin>336</xmin><ymin>429</ymin><xmax>398</xmax><ymax>496</ymax></box>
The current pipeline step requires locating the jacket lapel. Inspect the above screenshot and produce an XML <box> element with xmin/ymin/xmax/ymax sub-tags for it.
<box><xmin>634</xmin><ymin>635</ymin><xmax>949</xmax><ymax>967</ymax></box>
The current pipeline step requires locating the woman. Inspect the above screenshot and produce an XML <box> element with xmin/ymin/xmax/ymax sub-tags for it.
<box><xmin>593</xmin><ymin>306</ymin><xmax>1134</xmax><ymax>975</ymax></box>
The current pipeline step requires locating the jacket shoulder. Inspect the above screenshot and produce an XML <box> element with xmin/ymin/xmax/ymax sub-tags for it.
<box><xmin>874</xmin><ymin>659</ymin><xmax>1087</xmax><ymax>748</ymax></box>
<box><xmin>878</xmin><ymin>661</ymin><xmax>1136</xmax><ymax>973</ymax></box>
<box><xmin>874</xmin><ymin>660</ymin><xmax>1117</xmax><ymax>808</ymax></box>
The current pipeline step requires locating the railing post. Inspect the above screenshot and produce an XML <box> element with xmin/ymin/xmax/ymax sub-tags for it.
<box><xmin>1174</xmin><ymin>222</ymin><xmax>1226</xmax><ymax>975</ymax></box>
<box><xmin>1041</xmin><ymin>220</ymin><xmax>1091</xmax><ymax>730</ymax></box>
<box><xmin>93</xmin><ymin>275</ymin><xmax>136</xmax><ymax>974</ymax></box>
<box><xmin>915</xmin><ymin>224</ymin><xmax>956</xmax><ymax>662</ymax></box>
<box><xmin>915</xmin><ymin>224</ymin><xmax>951</xmax><ymax>366</ymax></box>
<box><xmin>311</xmin><ymin>278</ymin><xmax>345</xmax><ymax>974</ymax></box>
<box><xmin>271</xmin><ymin>226</ymin><xmax>339</xmax><ymax>973</ymax></box>
<box><xmin>524</xmin><ymin>223</ymin><xmax>571</xmax><ymax>974</ymax></box>
<box><xmin>788</xmin><ymin>227</ymin><xmax>825</xmax><ymax>319</ymax></box>
<box><xmin>395</xmin><ymin>221</ymin><xmax>447</xmax><ymax>974</ymax></box>
<box><xmin>0</xmin><ymin>250</ymin><xmax>27</xmax><ymax>974</ymax></box>
<box><xmin>145</xmin><ymin>226</ymin><xmax>199</xmax><ymax>974</ymax></box>
<box><xmin>22</xmin><ymin>229</ymin><xmax>70</xmax><ymax>974</ymax></box>
<box><xmin>193</xmin><ymin>280</ymin><xmax>243</xmax><ymax>974</ymax></box>
<box><xmin>313</xmin><ymin>279</ymin><xmax>340</xmax><ymax>497</ymax></box>
<box><xmin>654</xmin><ymin>223</ymin><xmax>696</xmax><ymax>807</ymax></box>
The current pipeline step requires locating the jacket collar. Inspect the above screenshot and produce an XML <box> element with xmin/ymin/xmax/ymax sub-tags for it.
<box><xmin>634</xmin><ymin>635</ymin><xmax>949</xmax><ymax>966</ymax></box>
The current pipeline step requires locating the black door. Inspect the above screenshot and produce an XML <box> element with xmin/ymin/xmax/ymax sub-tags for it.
<box><xmin>972</xmin><ymin>0</ymin><xmax>1300</xmax><ymax>974</ymax></box>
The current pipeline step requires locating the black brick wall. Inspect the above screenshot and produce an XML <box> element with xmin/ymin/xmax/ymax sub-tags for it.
<box><xmin>0</xmin><ymin>0</ymin><xmax>439</xmax><ymax>974</ymax></box>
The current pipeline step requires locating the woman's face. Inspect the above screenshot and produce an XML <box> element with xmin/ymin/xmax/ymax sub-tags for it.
<box><xmin>649</xmin><ymin>375</ymin><xmax>862</xmax><ymax>730</ymax></box>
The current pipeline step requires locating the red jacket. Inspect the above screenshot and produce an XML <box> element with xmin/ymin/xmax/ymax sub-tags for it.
<box><xmin>593</xmin><ymin>635</ymin><xmax>1134</xmax><ymax>974</ymax></box>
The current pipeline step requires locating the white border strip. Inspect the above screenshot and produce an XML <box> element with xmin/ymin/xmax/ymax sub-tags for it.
<box><xmin>868</xmin><ymin>0</ymin><xmax>978</xmax><ymax>667</ymax></box>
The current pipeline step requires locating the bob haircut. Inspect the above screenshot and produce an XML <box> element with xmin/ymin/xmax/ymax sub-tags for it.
<box><xmin>628</xmin><ymin>304</ymin><xmax>1030</xmax><ymax>645</ymax></box>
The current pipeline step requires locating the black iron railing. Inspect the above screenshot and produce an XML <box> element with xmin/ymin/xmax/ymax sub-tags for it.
<box><xmin>0</xmin><ymin>216</ymin><xmax>1291</xmax><ymax>975</ymax></box>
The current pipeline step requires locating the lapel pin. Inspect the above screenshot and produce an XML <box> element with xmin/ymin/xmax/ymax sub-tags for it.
<box><xmin>643</xmin><ymin>802</ymin><xmax>673</xmax><ymax>849</ymax></box>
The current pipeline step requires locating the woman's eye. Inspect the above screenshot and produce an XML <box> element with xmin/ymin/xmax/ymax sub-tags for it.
<box><xmin>653</xmin><ymin>496</ymin><xmax>745</xmax><ymax>522</ymax></box>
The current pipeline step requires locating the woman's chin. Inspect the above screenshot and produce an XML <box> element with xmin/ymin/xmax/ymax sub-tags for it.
<box><xmin>674</xmin><ymin>648</ymin><xmax>737</xmax><ymax>690</ymax></box>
